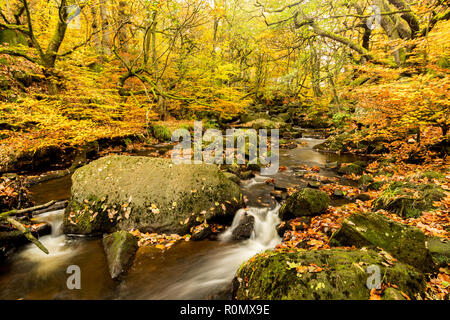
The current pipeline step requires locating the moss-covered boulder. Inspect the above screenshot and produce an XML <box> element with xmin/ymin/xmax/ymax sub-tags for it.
<box><xmin>279</xmin><ymin>188</ymin><xmax>330</xmax><ymax>220</ymax></box>
<box><xmin>381</xmin><ymin>288</ymin><xmax>406</xmax><ymax>300</ymax></box>
<box><xmin>241</xmin><ymin>118</ymin><xmax>289</xmax><ymax>131</ymax></box>
<box><xmin>63</xmin><ymin>155</ymin><xmax>243</xmax><ymax>235</ymax></box>
<box><xmin>338</xmin><ymin>163</ymin><xmax>364</xmax><ymax>176</ymax></box>
<box><xmin>427</xmin><ymin>237</ymin><xmax>450</xmax><ymax>268</ymax></box>
<box><xmin>373</xmin><ymin>182</ymin><xmax>445</xmax><ymax>218</ymax></box>
<box><xmin>103</xmin><ymin>231</ymin><xmax>138</xmax><ymax>279</ymax></box>
<box><xmin>233</xmin><ymin>249</ymin><xmax>426</xmax><ymax>300</ymax></box>
<box><xmin>330</xmin><ymin>212</ymin><xmax>436</xmax><ymax>273</ymax></box>
<box><xmin>358</xmin><ymin>175</ymin><xmax>374</xmax><ymax>186</ymax></box>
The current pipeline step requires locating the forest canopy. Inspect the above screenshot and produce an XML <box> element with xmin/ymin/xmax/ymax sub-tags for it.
<box><xmin>0</xmin><ymin>0</ymin><xmax>448</xmax><ymax>167</ymax></box>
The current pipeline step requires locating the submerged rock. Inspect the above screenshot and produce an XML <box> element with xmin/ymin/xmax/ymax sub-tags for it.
<box><xmin>279</xmin><ymin>188</ymin><xmax>330</xmax><ymax>220</ymax></box>
<box><xmin>330</xmin><ymin>212</ymin><xmax>436</xmax><ymax>273</ymax></box>
<box><xmin>63</xmin><ymin>155</ymin><xmax>243</xmax><ymax>235</ymax></box>
<box><xmin>233</xmin><ymin>249</ymin><xmax>425</xmax><ymax>300</ymax></box>
<box><xmin>231</xmin><ymin>213</ymin><xmax>255</xmax><ymax>241</ymax></box>
<box><xmin>103</xmin><ymin>231</ymin><xmax>139</xmax><ymax>279</ymax></box>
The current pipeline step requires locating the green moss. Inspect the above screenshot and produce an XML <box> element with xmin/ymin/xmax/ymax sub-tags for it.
<box><xmin>279</xmin><ymin>188</ymin><xmax>330</xmax><ymax>220</ymax></box>
<box><xmin>421</xmin><ymin>171</ymin><xmax>445</xmax><ymax>181</ymax></box>
<box><xmin>234</xmin><ymin>248</ymin><xmax>425</xmax><ymax>300</ymax></box>
<box><xmin>359</xmin><ymin>175</ymin><xmax>374</xmax><ymax>185</ymax></box>
<box><xmin>149</xmin><ymin>124</ymin><xmax>172</xmax><ymax>141</ymax></box>
<box><xmin>373</xmin><ymin>182</ymin><xmax>445</xmax><ymax>218</ymax></box>
<box><xmin>338</xmin><ymin>163</ymin><xmax>364</xmax><ymax>176</ymax></box>
<box><xmin>331</xmin><ymin>212</ymin><xmax>436</xmax><ymax>273</ymax></box>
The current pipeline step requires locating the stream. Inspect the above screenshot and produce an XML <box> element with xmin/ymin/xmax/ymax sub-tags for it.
<box><xmin>0</xmin><ymin>137</ymin><xmax>362</xmax><ymax>300</ymax></box>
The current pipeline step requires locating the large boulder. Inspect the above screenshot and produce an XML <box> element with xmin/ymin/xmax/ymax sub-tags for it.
<box><xmin>279</xmin><ymin>188</ymin><xmax>330</xmax><ymax>220</ymax></box>
<box><xmin>330</xmin><ymin>212</ymin><xmax>436</xmax><ymax>273</ymax></box>
<box><xmin>233</xmin><ymin>249</ymin><xmax>426</xmax><ymax>300</ymax></box>
<box><xmin>373</xmin><ymin>182</ymin><xmax>445</xmax><ymax>218</ymax></box>
<box><xmin>63</xmin><ymin>155</ymin><xmax>243</xmax><ymax>235</ymax></box>
<box><xmin>103</xmin><ymin>231</ymin><xmax>139</xmax><ymax>279</ymax></box>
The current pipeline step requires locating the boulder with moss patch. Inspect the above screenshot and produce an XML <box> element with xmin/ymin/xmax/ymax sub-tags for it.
<box><xmin>279</xmin><ymin>188</ymin><xmax>330</xmax><ymax>220</ymax></box>
<box><xmin>103</xmin><ymin>231</ymin><xmax>139</xmax><ymax>279</ymax></box>
<box><xmin>330</xmin><ymin>212</ymin><xmax>436</xmax><ymax>273</ymax></box>
<box><xmin>373</xmin><ymin>182</ymin><xmax>445</xmax><ymax>218</ymax></box>
<box><xmin>233</xmin><ymin>248</ymin><xmax>425</xmax><ymax>300</ymax></box>
<box><xmin>338</xmin><ymin>163</ymin><xmax>364</xmax><ymax>176</ymax></box>
<box><xmin>63</xmin><ymin>155</ymin><xmax>243</xmax><ymax>235</ymax></box>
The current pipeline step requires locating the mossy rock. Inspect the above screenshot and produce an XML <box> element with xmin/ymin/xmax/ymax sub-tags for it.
<box><xmin>427</xmin><ymin>237</ymin><xmax>450</xmax><ymax>268</ymax></box>
<box><xmin>381</xmin><ymin>288</ymin><xmax>406</xmax><ymax>300</ymax></box>
<box><xmin>338</xmin><ymin>163</ymin><xmax>364</xmax><ymax>176</ymax></box>
<box><xmin>241</xmin><ymin>118</ymin><xmax>288</xmax><ymax>131</ymax></box>
<box><xmin>358</xmin><ymin>175</ymin><xmax>374</xmax><ymax>186</ymax></box>
<box><xmin>368</xmin><ymin>181</ymin><xmax>385</xmax><ymax>191</ymax></box>
<box><xmin>279</xmin><ymin>188</ymin><xmax>330</xmax><ymax>220</ymax></box>
<box><xmin>373</xmin><ymin>182</ymin><xmax>445</xmax><ymax>218</ymax></box>
<box><xmin>103</xmin><ymin>231</ymin><xmax>138</xmax><ymax>279</ymax></box>
<box><xmin>233</xmin><ymin>248</ymin><xmax>425</xmax><ymax>300</ymax></box>
<box><xmin>330</xmin><ymin>212</ymin><xmax>436</xmax><ymax>273</ymax></box>
<box><xmin>223</xmin><ymin>172</ymin><xmax>240</xmax><ymax>185</ymax></box>
<box><xmin>63</xmin><ymin>155</ymin><xmax>243</xmax><ymax>235</ymax></box>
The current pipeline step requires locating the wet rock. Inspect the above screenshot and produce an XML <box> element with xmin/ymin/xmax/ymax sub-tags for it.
<box><xmin>279</xmin><ymin>188</ymin><xmax>330</xmax><ymax>220</ymax></box>
<box><xmin>354</xmin><ymin>193</ymin><xmax>371</xmax><ymax>201</ymax></box>
<box><xmin>191</xmin><ymin>224</ymin><xmax>213</xmax><ymax>241</ymax></box>
<box><xmin>63</xmin><ymin>155</ymin><xmax>243</xmax><ymax>235</ymax></box>
<box><xmin>307</xmin><ymin>181</ymin><xmax>321</xmax><ymax>189</ymax></box>
<box><xmin>231</xmin><ymin>213</ymin><xmax>255</xmax><ymax>241</ymax></box>
<box><xmin>427</xmin><ymin>237</ymin><xmax>450</xmax><ymax>268</ymax></box>
<box><xmin>368</xmin><ymin>181</ymin><xmax>385</xmax><ymax>191</ymax></box>
<box><xmin>330</xmin><ymin>212</ymin><xmax>436</xmax><ymax>273</ymax></box>
<box><xmin>270</xmin><ymin>190</ymin><xmax>287</xmax><ymax>201</ymax></box>
<box><xmin>372</xmin><ymin>182</ymin><xmax>445</xmax><ymax>218</ymax></box>
<box><xmin>333</xmin><ymin>189</ymin><xmax>345</xmax><ymax>198</ymax></box>
<box><xmin>325</xmin><ymin>162</ymin><xmax>338</xmax><ymax>170</ymax></box>
<box><xmin>233</xmin><ymin>249</ymin><xmax>425</xmax><ymax>300</ymax></box>
<box><xmin>338</xmin><ymin>163</ymin><xmax>364</xmax><ymax>176</ymax></box>
<box><xmin>103</xmin><ymin>231</ymin><xmax>139</xmax><ymax>279</ymax></box>
<box><xmin>239</xmin><ymin>170</ymin><xmax>254</xmax><ymax>180</ymax></box>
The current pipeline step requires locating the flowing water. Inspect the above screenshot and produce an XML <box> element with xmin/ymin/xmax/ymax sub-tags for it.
<box><xmin>0</xmin><ymin>137</ymin><xmax>363</xmax><ymax>300</ymax></box>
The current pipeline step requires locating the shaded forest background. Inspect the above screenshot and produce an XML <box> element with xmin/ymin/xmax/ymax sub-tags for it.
<box><xmin>0</xmin><ymin>0</ymin><xmax>448</xmax><ymax>171</ymax></box>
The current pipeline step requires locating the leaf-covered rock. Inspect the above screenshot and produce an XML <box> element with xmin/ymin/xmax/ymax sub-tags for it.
<box><xmin>279</xmin><ymin>188</ymin><xmax>330</xmax><ymax>220</ymax></box>
<box><xmin>103</xmin><ymin>231</ymin><xmax>139</xmax><ymax>279</ymax></box>
<box><xmin>233</xmin><ymin>249</ymin><xmax>425</xmax><ymax>300</ymax></box>
<box><xmin>330</xmin><ymin>212</ymin><xmax>436</xmax><ymax>273</ymax></box>
<box><xmin>63</xmin><ymin>155</ymin><xmax>243</xmax><ymax>235</ymax></box>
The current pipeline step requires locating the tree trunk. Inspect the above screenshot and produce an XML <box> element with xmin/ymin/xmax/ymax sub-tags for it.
<box><xmin>99</xmin><ymin>0</ymin><xmax>111</xmax><ymax>55</ymax></box>
<box><xmin>90</xmin><ymin>2</ymin><xmax>102</xmax><ymax>53</ymax></box>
